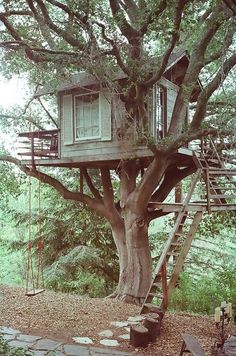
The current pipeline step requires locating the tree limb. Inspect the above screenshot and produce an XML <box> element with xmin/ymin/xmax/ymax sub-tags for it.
<box><xmin>80</xmin><ymin>168</ymin><xmax>102</xmax><ymax>200</ymax></box>
<box><xmin>191</xmin><ymin>52</ymin><xmax>236</xmax><ymax>130</ymax></box>
<box><xmin>0</xmin><ymin>155</ymin><xmax>108</xmax><ymax>215</ymax></box>
<box><xmin>143</xmin><ymin>0</ymin><xmax>186</xmax><ymax>87</ymax></box>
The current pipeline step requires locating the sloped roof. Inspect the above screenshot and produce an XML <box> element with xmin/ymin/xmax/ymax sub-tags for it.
<box><xmin>35</xmin><ymin>49</ymin><xmax>194</xmax><ymax>97</ymax></box>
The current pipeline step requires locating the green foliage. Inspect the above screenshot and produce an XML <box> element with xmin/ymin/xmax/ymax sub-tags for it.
<box><xmin>0</xmin><ymin>336</ymin><xmax>31</xmax><ymax>356</ymax></box>
<box><xmin>170</xmin><ymin>265</ymin><xmax>236</xmax><ymax>315</ymax></box>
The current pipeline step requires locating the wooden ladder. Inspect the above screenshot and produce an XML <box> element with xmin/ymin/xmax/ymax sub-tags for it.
<box><xmin>140</xmin><ymin>170</ymin><xmax>202</xmax><ymax>314</ymax></box>
<box><xmin>195</xmin><ymin>138</ymin><xmax>236</xmax><ymax>212</ymax></box>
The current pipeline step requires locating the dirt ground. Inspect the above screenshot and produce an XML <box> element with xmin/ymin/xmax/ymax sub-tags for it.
<box><xmin>0</xmin><ymin>284</ymin><xmax>235</xmax><ymax>355</ymax></box>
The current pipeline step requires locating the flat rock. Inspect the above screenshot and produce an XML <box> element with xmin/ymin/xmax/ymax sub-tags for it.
<box><xmin>1</xmin><ymin>334</ymin><xmax>15</xmax><ymax>341</ymax></box>
<box><xmin>98</xmin><ymin>330</ymin><xmax>113</xmax><ymax>337</ymax></box>
<box><xmin>63</xmin><ymin>344</ymin><xmax>89</xmax><ymax>355</ymax></box>
<box><xmin>110</xmin><ymin>321</ymin><xmax>129</xmax><ymax>328</ymax></box>
<box><xmin>100</xmin><ymin>339</ymin><xmax>119</xmax><ymax>347</ymax></box>
<box><xmin>30</xmin><ymin>338</ymin><xmax>62</xmax><ymax>351</ymax></box>
<box><xmin>0</xmin><ymin>326</ymin><xmax>21</xmax><ymax>335</ymax></box>
<box><xmin>127</xmin><ymin>316</ymin><xmax>145</xmax><ymax>323</ymax></box>
<box><xmin>118</xmin><ymin>333</ymin><xmax>130</xmax><ymax>340</ymax></box>
<box><xmin>17</xmin><ymin>334</ymin><xmax>42</xmax><ymax>343</ymax></box>
<box><xmin>124</xmin><ymin>327</ymin><xmax>130</xmax><ymax>332</ymax></box>
<box><xmin>90</xmin><ymin>346</ymin><xmax>131</xmax><ymax>355</ymax></box>
<box><xmin>8</xmin><ymin>339</ymin><xmax>33</xmax><ymax>348</ymax></box>
<box><xmin>72</xmin><ymin>336</ymin><xmax>93</xmax><ymax>344</ymax></box>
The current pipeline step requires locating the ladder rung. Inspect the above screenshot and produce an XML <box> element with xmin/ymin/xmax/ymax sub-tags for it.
<box><xmin>210</xmin><ymin>194</ymin><xmax>236</xmax><ymax>200</ymax></box>
<box><xmin>167</xmin><ymin>252</ymin><xmax>179</xmax><ymax>257</ymax></box>
<box><xmin>171</xmin><ymin>242</ymin><xmax>182</xmax><ymax>247</ymax></box>
<box><xmin>148</xmin><ymin>292</ymin><xmax>163</xmax><ymax>298</ymax></box>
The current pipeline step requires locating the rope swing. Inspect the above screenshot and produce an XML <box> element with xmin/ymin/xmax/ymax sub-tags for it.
<box><xmin>25</xmin><ymin>174</ymin><xmax>45</xmax><ymax>296</ymax></box>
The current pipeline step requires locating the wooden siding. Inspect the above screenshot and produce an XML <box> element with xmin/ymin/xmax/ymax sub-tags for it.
<box><xmin>59</xmin><ymin>78</ymin><xmax>181</xmax><ymax>163</ymax></box>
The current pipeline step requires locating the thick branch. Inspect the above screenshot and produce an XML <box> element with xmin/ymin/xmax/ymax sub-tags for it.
<box><xmin>143</xmin><ymin>0</ymin><xmax>186</xmax><ymax>87</ymax></box>
<box><xmin>101</xmin><ymin>168</ymin><xmax>114</xmax><ymax>205</ymax></box>
<box><xmin>191</xmin><ymin>52</ymin><xmax>236</xmax><ymax>130</ymax></box>
<box><xmin>81</xmin><ymin>168</ymin><xmax>102</xmax><ymax>200</ymax></box>
<box><xmin>151</xmin><ymin>164</ymin><xmax>196</xmax><ymax>202</ymax></box>
<box><xmin>0</xmin><ymin>155</ymin><xmax>108</xmax><ymax>216</ymax></box>
<box><xmin>109</xmin><ymin>0</ymin><xmax>139</xmax><ymax>40</ymax></box>
<box><xmin>33</xmin><ymin>0</ymin><xmax>86</xmax><ymax>51</ymax></box>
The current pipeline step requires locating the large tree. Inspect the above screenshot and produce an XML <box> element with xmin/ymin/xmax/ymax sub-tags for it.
<box><xmin>0</xmin><ymin>0</ymin><xmax>235</xmax><ymax>304</ymax></box>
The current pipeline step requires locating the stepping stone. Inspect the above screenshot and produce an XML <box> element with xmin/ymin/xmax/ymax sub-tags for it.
<box><xmin>98</xmin><ymin>330</ymin><xmax>113</xmax><ymax>337</ymax></box>
<box><xmin>118</xmin><ymin>333</ymin><xmax>130</xmax><ymax>340</ymax></box>
<box><xmin>72</xmin><ymin>336</ymin><xmax>93</xmax><ymax>344</ymax></box>
<box><xmin>1</xmin><ymin>334</ymin><xmax>15</xmax><ymax>341</ymax></box>
<box><xmin>110</xmin><ymin>321</ymin><xmax>129</xmax><ymax>328</ymax></box>
<box><xmin>0</xmin><ymin>326</ymin><xmax>21</xmax><ymax>335</ymax></box>
<box><xmin>8</xmin><ymin>339</ymin><xmax>33</xmax><ymax>348</ymax></box>
<box><xmin>17</xmin><ymin>334</ymin><xmax>42</xmax><ymax>343</ymax></box>
<box><xmin>90</xmin><ymin>346</ymin><xmax>131</xmax><ymax>355</ymax></box>
<box><xmin>127</xmin><ymin>315</ymin><xmax>145</xmax><ymax>323</ymax></box>
<box><xmin>30</xmin><ymin>338</ymin><xmax>62</xmax><ymax>351</ymax></box>
<box><xmin>63</xmin><ymin>344</ymin><xmax>89</xmax><ymax>356</ymax></box>
<box><xmin>100</xmin><ymin>339</ymin><xmax>119</xmax><ymax>347</ymax></box>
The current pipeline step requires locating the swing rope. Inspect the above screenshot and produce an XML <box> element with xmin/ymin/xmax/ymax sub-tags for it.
<box><xmin>25</xmin><ymin>173</ymin><xmax>45</xmax><ymax>296</ymax></box>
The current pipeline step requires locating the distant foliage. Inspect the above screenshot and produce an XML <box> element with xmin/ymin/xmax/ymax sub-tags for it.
<box><xmin>170</xmin><ymin>265</ymin><xmax>236</xmax><ymax>315</ymax></box>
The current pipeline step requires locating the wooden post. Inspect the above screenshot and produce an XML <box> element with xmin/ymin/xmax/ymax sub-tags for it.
<box><xmin>143</xmin><ymin>317</ymin><xmax>161</xmax><ymax>341</ymax></box>
<box><xmin>130</xmin><ymin>325</ymin><xmax>149</xmax><ymax>348</ymax></box>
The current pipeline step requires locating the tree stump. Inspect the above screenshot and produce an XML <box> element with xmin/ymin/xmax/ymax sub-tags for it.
<box><xmin>130</xmin><ymin>325</ymin><xmax>149</xmax><ymax>348</ymax></box>
<box><xmin>143</xmin><ymin>317</ymin><xmax>161</xmax><ymax>341</ymax></box>
<box><xmin>146</xmin><ymin>306</ymin><xmax>164</xmax><ymax>321</ymax></box>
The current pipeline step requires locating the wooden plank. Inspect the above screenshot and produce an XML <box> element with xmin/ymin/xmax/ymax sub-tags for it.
<box><xmin>180</xmin><ymin>334</ymin><xmax>205</xmax><ymax>356</ymax></box>
<box><xmin>25</xmin><ymin>288</ymin><xmax>44</xmax><ymax>296</ymax></box>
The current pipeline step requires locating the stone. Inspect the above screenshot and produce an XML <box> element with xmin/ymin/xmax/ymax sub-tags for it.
<box><xmin>127</xmin><ymin>316</ymin><xmax>145</xmax><ymax>323</ymax></box>
<box><xmin>8</xmin><ymin>339</ymin><xmax>33</xmax><ymax>349</ymax></box>
<box><xmin>1</xmin><ymin>334</ymin><xmax>15</xmax><ymax>341</ymax></box>
<box><xmin>63</xmin><ymin>344</ymin><xmax>90</xmax><ymax>355</ymax></box>
<box><xmin>30</xmin><ymin>338</ymin><xmax>62</xmax><ymax>351</ymax></box>
<box><xmin>72</xmin><ymin>336</ymin><xmax>93</xmax><ymax>344</ymax></box>
<box><xmin>0</xmin><ymin>326</ymin><xmax>21</xmax><ymax>335</ymax></box>
<box><xmin>99</xmin><ymin>339</ymin><xmax>120</xmax><ymax>347</ymax></box>
<box><xmin>29</xmin><ymin>351</ymin><xmax>47</xmax><ymax>356</ymax></box>
<box><xmin>90</xmin><ymin>347</ymin><xmax>131</xmax><ymax>355</ymax></box>
<box><xmin>118</xmin><ymin>334</ymin><xmax>130</xmax><ymax>340</ymax></box>
<box><xmin>110</xmin><ymin>321</ymin><xmax>129</xmax><ymax>328</ymax></box>
<box><xmin>98</xmin><ymin>330</ymin><xmax>113</xmax><ymax>337</ymax></box>
<box><xmin>17</xmin><ymin>334</ymin><xmax>42</xmax><ymax>343</ymax></box>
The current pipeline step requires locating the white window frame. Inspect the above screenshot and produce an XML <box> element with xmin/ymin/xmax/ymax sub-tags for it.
<box><xmin>74</xmin><ymin>91</ymin><xmax>101</xmax><ymax>141</ymax></box>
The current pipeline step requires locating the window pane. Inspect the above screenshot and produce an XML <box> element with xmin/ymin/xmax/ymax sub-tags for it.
<box><xmin>75</xmin><ymin>93</ymin><xmax>100</xmax><ymax>139</ymax></box>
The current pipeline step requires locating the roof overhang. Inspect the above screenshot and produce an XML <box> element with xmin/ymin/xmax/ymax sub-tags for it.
<box><xmin>35</xmin><ymin>49</ymin><xmax>202</xmax><ymax>102</ymax></box>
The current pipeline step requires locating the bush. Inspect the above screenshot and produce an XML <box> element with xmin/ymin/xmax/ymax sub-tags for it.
<box><xmin>170</xmin><ymin>266</ymin><xmax>236</xmax><ymax>314</ymax></box>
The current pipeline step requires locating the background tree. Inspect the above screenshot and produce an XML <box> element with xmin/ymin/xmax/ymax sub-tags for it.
<box><xmin>0</xmin><ymin>0</ymin><xmax>235</xmax><ymax>304</ymax></box>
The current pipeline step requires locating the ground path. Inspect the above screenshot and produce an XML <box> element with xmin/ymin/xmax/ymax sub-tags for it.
<box><xmin>1</xmin><ymin>284</ymin><xmax>235</xmax><ymax>355</ymax></box>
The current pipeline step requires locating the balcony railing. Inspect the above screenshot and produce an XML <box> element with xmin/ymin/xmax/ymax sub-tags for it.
<box><xmin>18</xmin><ymin>129</ymin><xmax>59</xmax><ymax>161</ymax></box>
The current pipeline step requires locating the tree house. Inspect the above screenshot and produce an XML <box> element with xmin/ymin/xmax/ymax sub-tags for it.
<box><xmin>18</xmin><ymin>50</ymin><xmax>200</xmax><ymax>169</ymax></box>
<box><xmin>17</xmin><ymin>50</ymin><xmax>236</xmax><ymax>313</ymax></box>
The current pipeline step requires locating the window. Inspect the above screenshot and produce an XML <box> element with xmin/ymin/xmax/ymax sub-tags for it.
<box><xmin>75</xmin><ymin>92</ymin><xmax>100</xmax><ymax>140</ymax></box>
<box><xmin>152</xmin><ymin>85</ymin><xmax>165</xmax><ymax>139</ymax></box>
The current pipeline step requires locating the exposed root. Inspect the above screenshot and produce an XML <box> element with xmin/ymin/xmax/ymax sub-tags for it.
<box><xmin>105</xmin><ymin>292</ymin><xmax>118</xmax><ymax>299</ymax></box>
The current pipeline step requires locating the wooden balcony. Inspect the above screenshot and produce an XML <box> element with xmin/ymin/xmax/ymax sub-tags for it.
<box><xmin>18</xmin><ymin>129</ymin><xmax>59</xmax><ymax>163</ymax></box>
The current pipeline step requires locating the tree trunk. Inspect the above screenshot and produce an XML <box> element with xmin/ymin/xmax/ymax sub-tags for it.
<box><xmin>111</xmin><ymin>209</ymin><xmax>152</xmax><ymax>305</ymax></box>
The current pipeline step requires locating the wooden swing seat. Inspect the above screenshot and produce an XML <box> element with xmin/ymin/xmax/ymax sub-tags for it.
<box><xmin>25</xmin><ymin>288</ymin><xmax>45</xmax><ymax>296</ymax></box>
